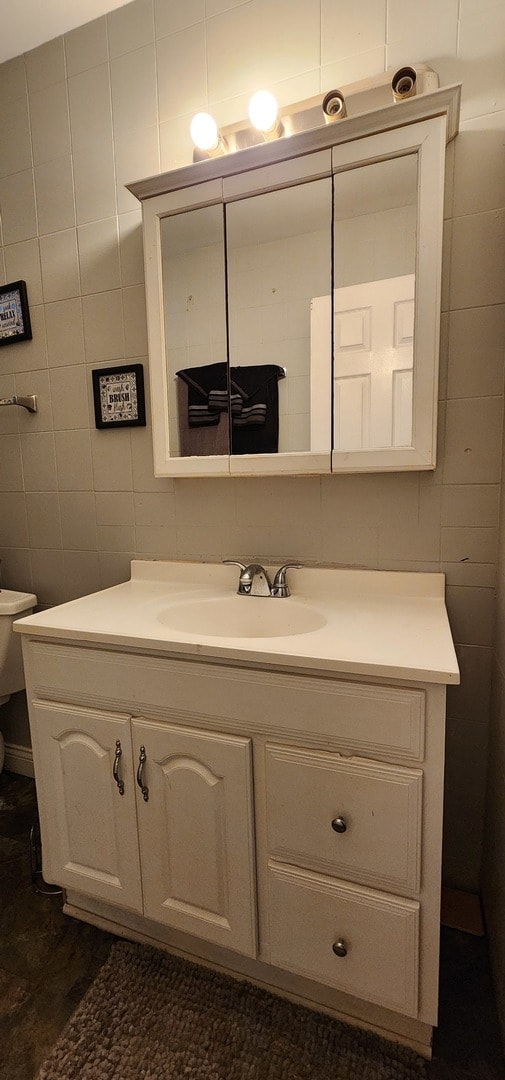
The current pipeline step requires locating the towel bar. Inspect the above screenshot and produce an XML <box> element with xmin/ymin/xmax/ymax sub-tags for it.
<box><xmin>0</xmin><ymin>394</ymin><xmax>37</xmax><ymax>413</ymax></box>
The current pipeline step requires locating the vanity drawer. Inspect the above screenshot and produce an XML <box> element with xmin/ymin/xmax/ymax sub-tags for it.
<box><xmin>266</xmin><ymin>745</ymin><xmax>422</xmax><ymax>893</ymax></box>
<box><xmin>24</xmin><ymin>642</ymin><xmax>426</xmax><ymax>761</ymax></box>
<box><xmin>268</xmin><ymin>862</ymin><xmax>419</xmax><ymax>1018</ymax></box>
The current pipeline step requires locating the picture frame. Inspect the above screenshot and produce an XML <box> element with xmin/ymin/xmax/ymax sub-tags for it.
<box><xmin>92</xmin><ymin>363</ymin><xmax>146</xmax><ymax>429</ymax></box>
<box><xmin>0</xmin><ymin>280</ymin><xmax>32</xmax><ymax>346</ymax></box>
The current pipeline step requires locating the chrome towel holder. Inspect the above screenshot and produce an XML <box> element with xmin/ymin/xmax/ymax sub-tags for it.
<box><xmin>0</xmin><ymin>395</ymin><xmax>37</xmax><ymax>413</ymax></box>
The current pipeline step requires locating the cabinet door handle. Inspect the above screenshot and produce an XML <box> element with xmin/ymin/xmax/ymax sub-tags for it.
<box><xmin>332</xmin><ymin>938</ymin><xmax>348</xmax><ymax>958</ymax></box>
<box><xmin>136</xmin><ymin>745</ymin><xmax>149</xmax><ymax>802</ymax></box>
<box><xmin>331</xmin><ymin>816</ymin><xmax>347</xmax><ymax>833</ymax></box>
<box><xmin>112</xmin><ymin>739</ymin><xmax>125</xmax><ymax>795</ymax></box>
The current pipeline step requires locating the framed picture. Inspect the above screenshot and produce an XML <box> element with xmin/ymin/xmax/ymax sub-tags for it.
<box><xmin>92</xmin><ymin>364</ymin><xmax>146</xmax><ymax>429</ymax></box>
<box><xmin>0</xmin><ymin>280</ymin><xmax>32</xmax><ymax>346</ymax></box>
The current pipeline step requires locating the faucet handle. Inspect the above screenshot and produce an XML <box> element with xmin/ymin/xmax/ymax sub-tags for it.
<box><xmin>223</xmin><ymin>560</ymin><xmax>247</xmax><ymax>570</ymax></box>
<box><xmin>272</xmin><ymin>563</ymin><xmax>302</xmax><ymax>598</ymax></box>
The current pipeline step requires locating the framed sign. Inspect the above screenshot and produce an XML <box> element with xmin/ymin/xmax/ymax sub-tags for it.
<box><xmin>0</xmin><ymin>280</ymin><xmax>32</xmax><ymax>345</ymax></box>
<box><xmin>92</xmin><ymin>364</ymin><xmax>146</xmax><ymax>429</ymax></box>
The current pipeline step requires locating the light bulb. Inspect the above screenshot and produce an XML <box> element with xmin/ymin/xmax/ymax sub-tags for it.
<box><xmin>248</xmin><ymin>90</ymin><xmax>280</xmax><ymax>134</ymax></box>
<box><xmin>190</xmin><ymin>112</ymin><xmax>219</xmax><ymax>152</ymax></box>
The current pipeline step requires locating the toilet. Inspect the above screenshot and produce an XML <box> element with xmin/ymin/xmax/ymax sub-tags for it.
<box><xmin>0</xmin><ymin>589</ymin><xmax>37</xmax><ymax>772</ymax></box>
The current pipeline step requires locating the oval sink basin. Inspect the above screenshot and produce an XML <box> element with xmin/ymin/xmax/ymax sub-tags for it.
<box><xmin>157</xmin><ymin>596</ymin><xmax>327</xmax><ymax>639</ymax></box>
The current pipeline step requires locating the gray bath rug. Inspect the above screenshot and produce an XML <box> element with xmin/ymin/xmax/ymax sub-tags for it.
<box><xmin>36</xmin><ymin>938</ymin><xmax>427</xmax><ymax>1079</ymax></box>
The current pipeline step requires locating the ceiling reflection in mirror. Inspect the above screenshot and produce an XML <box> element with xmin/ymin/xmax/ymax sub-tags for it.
<box><xmin>330</xmin><ymin>152</ymin><xmax>418</xmax><ymax>452</ymax></box>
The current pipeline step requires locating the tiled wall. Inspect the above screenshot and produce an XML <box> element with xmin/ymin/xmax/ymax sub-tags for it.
<box><xmin>0</xmin><ymin>0</ymin><xmax>505</xmax><ymax>893</ymax></box>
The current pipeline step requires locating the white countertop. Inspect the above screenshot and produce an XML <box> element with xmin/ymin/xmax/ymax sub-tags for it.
<box><xmin>14</xmin><ymin>560</ymin><xmax>460</xmax><ymax>685</ymax></box>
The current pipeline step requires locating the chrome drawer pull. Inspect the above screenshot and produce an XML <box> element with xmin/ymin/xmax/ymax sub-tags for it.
<box><xmin>332</xmin><ymin>939</ymin><xmax>347</xmax><ymax>958</ymax></box>
<box><xmin>136</xmin><ymin>745</ymin><xmax>149</xmax><ymax>802</ymax></box>
<box><xmin>331</xmin><ymin>816</ymin><xmax>347</xmax><ymax>833</ymax></box>
<box><xmin>112</xmin><ymin>739</ymin><xmax>124</xmax><ymax>795</ymax></box>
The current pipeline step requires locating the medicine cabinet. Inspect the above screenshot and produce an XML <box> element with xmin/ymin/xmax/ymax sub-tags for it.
<box><xmin>128</xmin><ymin>85</ymin><xmax>460</xmax><ymax>478</ymax></box>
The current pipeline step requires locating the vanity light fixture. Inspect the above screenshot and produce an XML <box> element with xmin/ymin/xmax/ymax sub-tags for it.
<box><xmin>189</xmin><ymin>112</ymin><xmax>227</xmax><ymax>156</ymax></box>
<box><xmin>391</xmin><ymin>66</ymin><xmax>418</xmax><ymax>101</ymax></box>
<box><xmin>248</xmin><ymin>90</ymin><xmax>284</xmax><ymax>140</ymax></box>
<box><xmin>322</xmin><ymin>88</ymin><xmax>347</xmax><ymax>122</ymax></box>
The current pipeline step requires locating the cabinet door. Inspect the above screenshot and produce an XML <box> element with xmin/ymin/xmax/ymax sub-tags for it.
<box><xmin>133</xmin><ymin>719</ymin><xmax>257</xmax><ymax>957</ymax></box>
<box><xmin>30</xmin><ymin>701</ymin><xmax>143</xmax><ymax>913</ymax></box>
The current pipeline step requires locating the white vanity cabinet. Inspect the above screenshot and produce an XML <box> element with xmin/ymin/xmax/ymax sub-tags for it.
<box><xmin>19</xmin><ymin>610</ymin><xmax>454</xmax><ymax>1058</ymax></box>
<box><xmin>29</xmin><ymin>695</ymin><xmax>257</xmax><ymax>957</ymax></box>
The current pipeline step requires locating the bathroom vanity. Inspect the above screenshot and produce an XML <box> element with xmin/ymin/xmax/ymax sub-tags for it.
<box><xmin>15</xmin><ymin>561</ymin><xmax>459</xmax><ymax>1057</ymax></box>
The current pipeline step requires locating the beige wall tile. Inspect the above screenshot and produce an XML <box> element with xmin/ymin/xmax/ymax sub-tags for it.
<box><xmin>10</xmin><ymin>307</ymin><xmax>47</xmax><ymax>375</ymax></box>
<box><xmin>441</xmin><ymin>526</ymin><xmax>498</xmax><ymax>565</ymax></box>
<box><xmin>0</xmin><ymin>547</ymin><xmax>33</xmax><ymax>593</ymax></box>
<box><xmin>386</xmin><ymin>0</ymin><xmax>458</xmax><ymax>70</ymax></box>
<box><xmin>78</xmin><ymin>219</ymin><xmax>121</xmax><ymax>295</ymax></box>
<box><xmin>447</xmin><ymin>643</ymin><xmax>492</xmax><ymax>723</ymax></box>
<box><xmin>30</xmin><ymin>548</ymin><xmax>68</xmax><ymax>605</ymax></box>
<box><xmin>321</xmin><ymin>0</ymin><xmax>384</xmax><ymax>66</ymax></box>
<box><xmin>109</xmin><ymin>0</ymin><xmax>155</xmax><ymax>57</ymax></box>
<box><xmin>4</xmin><ymin>238</ymin><xmax>43</xmax><ymax>305</ymax></box>
<box><xmin>97</xmin><ymin>524</ymin><xmax>135</xmax><ymax>551</ymax></box>
<box><xmin>49</xmin><ymin>365</ymin><xmax>90</xmax><ymax>430</ymax></box>
<box><xmin>442</xmin><ymin>562</ymin><xmax>497</xmax><ymax>588</ymax></box>
<box><xmin>0</xmin><ymin>57</ymin><xmax>26</xmax><ymax>103</ymax></box>
<box><xmin>206</xmin><ymin>0</ymin><xmax>320</xmax><ymax>102</ymax></box>
<box><xmin>82</xmin><ymin>290</ymin><xmax>125</xmax><ymax>363</ymax></box>
<box><xmin>0</xmin><ymin>436</ymin><xmax>23</xmax><ymax>492</ymax></box>
<box><xmin>54</xmin><ymin>429</ymin><xmax>93</xmax><ymax>490</ymax></box>
<box><xmin>60</xmin><ymin>491</ymin><xmax>97</xmax><ymax>549</ymax></box>
<box><xmin>455</xmin><ymin>0</ymin><xmax>505</xmax><ymax>121</ymax></box>
<box><xmin>443</xmin><ymin>715</ymin><xmax>488</xmax><ymax>890</ymax></box>
<box><xmin>25</xmin><ymin>491</ymin><xmax>62</xmax><ymax>549</ymax></box>
<box><xmin>443</xmin><ymin>397</ymin><xmax>503</xmax><ymax>485</ymax></box>
<box><xmin>119</xmin><ymin>211</ymin><xmax>145</xmax><ymax>287</ymax></box>
<box><xmin>131</xmin><ymin>425</ymin><xmax>174</xmax><ymax>492</ymax></box>
<box><xmin>64</xmin><ymin>17</ymin><xmax>108</xmax><ymax>77</ymax></box>
<box><xmin>29</xmin><ymin>82</ymin><xmax>70</xmax><ymax>165</ymax></box>
<box><xmin>447</xmin><ymin>305</ymin><xmax>505</xmax><ymax>400</ymax></box>
<box><xmin>446</xmin><ymin>584</ymin><xmax>496</xmax><ymax>647</ymax></box>
<box><xmin>40</xmin><ymin>229</ymin><xmax>80</xmax><ymax>302</ymax></box>
<box><xmin>35</xmin><ymin>157</ymin><xmax>76</xmax><ymax>235</ymax></box>
<box><xmin>20</xmin><ymin>432</ymin><xmax>58</xmax><ymax>491</ymax></box>
<box><xmin>159</xmin><ymin>113</ymin><xmax>195</xmax><ymax>171</ymax></box>
<box><xmin>0</xmin><ymin>170</ymin><xmax>37</xmax><ymax>245</ymax></box>
<box><xmin>450</xmin><ymin>209</ymin><xmax>505</xmax><ymax>311</ymax></box>
<box><xmin>63</xmin><ymin>549</ymin><xmax>101</xmax><ymax>599</ymax></box>
<box><xmin>123</xmin><ymin>286</ymin><xmax>148</xmax><ymax>357</ymax></box>
<box><xmin>45</xmin><ymin>299</ymin><xmax>85</xmax><ymax>368</ymax></box>
<box><xmin>98</xmin><ymin>550</ymin><xmax>134</xmax><ymax>588</ymax></box>
<box><xmin>136</xmin><ymin>523</ymin><xmax>177</xmax><ymax>555</ymax></box>
<box><xmin>133</xmin><ymin>491</ymin><xmax>176</xmax><ymax>526</ymax></box>
<box><xmin>73</xmin><ymin>143</ymin><xmax>116</xmax><ymax>225</ymax></box>
<box><xmin>95</xmin><ymin>491</ymin><xmax>134</xmax><ymax>526</ymax></box>
<box><xmin>157</xmin><ymin>25</ymin><xmax>206</xmax><ymax>122</ymax></box>
<box><xmin>111</xmin><ymin>46</ymin><xmax>158</xmax><ymax>136</ymax></box>
<box><xmin>115</xmin><ymin>127</ymin><xmax>160</xmax><ymax>213</ymax></box>
<box><xmin>454</xmin><ymin>111</ymin><xmax>505</xmax><ymax>217</ymax></box>
<box><xmin>0</xmin><ymin>492</ymin><xmax>28</xmax><ymax>546</ymax></box>
<box><xmin>0</xmin><ymin>97</ymin><xmax>31</xmax><ymax>178</ymax></box>
<box><xmin>321</xmin><ymin>49</ymin><xmax>385</xmax><ymax>98</ymax></box>
<box><xmin>442</xmin><ymin>484</ymin><xmax>500</xmax><ymax>528</ymax></box>
<box><xmin>91</xmin><ymin>428</ymin><xmax>133</xmax><ymax>491</ymax></box>
<box><xmin>68</xmin><ymin>64</ymin><xmax>113</xmax><ymax>152</ymax></box>
<box><xmin>155</xmin><ymin>0</ymin><xmax>204</xmax><ymax>37</ymax></box>
<box><xmin>25</xmin><ymin>38</ymin><xmax>65</xmax><ymax>92</ymax></box>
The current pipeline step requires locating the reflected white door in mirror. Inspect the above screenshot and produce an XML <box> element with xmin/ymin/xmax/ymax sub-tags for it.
<box><xmin>129</xmin><ymin>83</ymin><xmax>460</xmax><ymax>477</ymax></box>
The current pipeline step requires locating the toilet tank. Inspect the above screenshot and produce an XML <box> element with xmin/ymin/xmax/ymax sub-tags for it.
<box><xmin>0</xmin><ymin>590</ymin><xmax>37</xmax><ymax>696</ymax></box>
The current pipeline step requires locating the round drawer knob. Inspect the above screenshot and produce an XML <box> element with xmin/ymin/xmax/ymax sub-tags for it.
<box><xmin>332</xmin><ymin>939</ymin><xmax>347</xmax><ymax>958</ymax></box>
<box><xmin>331</xmin><ymin>816</ymin><xmax>347</xmax><ymax>833</ymax></box>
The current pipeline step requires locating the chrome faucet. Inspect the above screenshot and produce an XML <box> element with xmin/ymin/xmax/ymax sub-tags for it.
<box><xmin>224</xmin><ymin>561</ymin><xmax>302</xmax><ymax>597</ymax></box>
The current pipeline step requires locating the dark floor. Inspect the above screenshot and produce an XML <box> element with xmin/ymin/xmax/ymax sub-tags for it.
<box><xmin>0</xmin><ymin>771</ymin><xmax>503</xmax><ymax>1080</ymax></box>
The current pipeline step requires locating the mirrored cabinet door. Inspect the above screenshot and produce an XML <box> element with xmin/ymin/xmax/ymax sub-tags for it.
<box><xmin>161</xmin><ymin>204</ymin><xmax>229</xmax><ymax>459</ymax></box>
<box><xmin>330</xmin><ymin>117</ymin><xmax>447</xmax><ymax>473</ymax></box>
<box><xmin>225</xmin><ymin>177</ymin><xmax>332</xmax><ymax>472</ymax></box>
